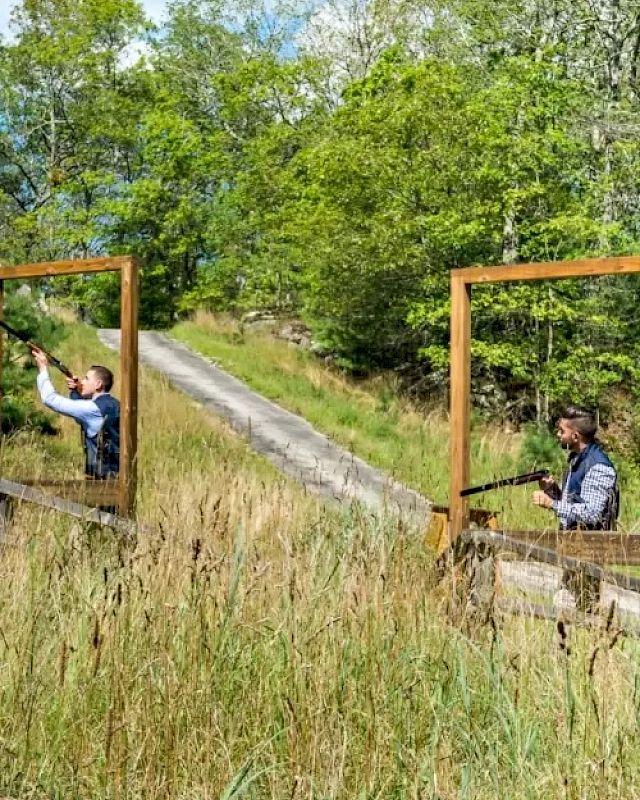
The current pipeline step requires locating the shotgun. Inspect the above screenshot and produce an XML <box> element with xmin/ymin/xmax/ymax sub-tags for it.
<box><xmin>460</xmin><ymin>469</ymin><xmax>550</xmax><ymax>497</ymax></box>
<box><xmin>0</xmin><ymin>319</ymin><xmax>74</xmax><ymax>379</ymax></box>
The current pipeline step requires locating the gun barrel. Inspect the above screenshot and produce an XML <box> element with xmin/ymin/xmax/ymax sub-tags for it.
<box><xmin>0</xmin><ymin>319</ymin><xmax>74</xmax><ymax>379</ymax></box>
<box><xmin>460</xmin><ymin>469</ymin><xmax>549</xmax><ymax>497</ymax></box>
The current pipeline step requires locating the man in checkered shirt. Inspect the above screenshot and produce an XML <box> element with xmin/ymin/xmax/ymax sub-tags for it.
<box><xmin>532</xmin><ymin>406</ymin><xmax>619</xmax><ymax>530</ymax></box>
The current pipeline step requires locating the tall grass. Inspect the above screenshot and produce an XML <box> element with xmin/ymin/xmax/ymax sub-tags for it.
<box><xmin>0</xmin><ymin>324</ymin><xmax>639</xmax><ymax>796</ymax></box>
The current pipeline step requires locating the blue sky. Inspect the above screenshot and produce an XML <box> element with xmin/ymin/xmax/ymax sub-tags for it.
<box><xmin>0</xmin><ymin>0</ymin><xmax>170</xmax><ymax>38</ymax></box>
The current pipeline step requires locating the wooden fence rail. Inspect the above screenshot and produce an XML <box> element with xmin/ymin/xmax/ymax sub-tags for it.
<box><xmin>436</xmin><ymin>529</ymin><xmax>640</xmax><ymax>633</ymax></box>
<box><xmin>0</xmin><ymin>478</ymin><xmax>138</xmax><ymax>538</ymax></box>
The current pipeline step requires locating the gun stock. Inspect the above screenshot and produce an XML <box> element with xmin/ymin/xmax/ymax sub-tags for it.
<box><xmin>460</xmin><ymin>469</ymin><xmax>549</xmax><ymax>497</ymax></box>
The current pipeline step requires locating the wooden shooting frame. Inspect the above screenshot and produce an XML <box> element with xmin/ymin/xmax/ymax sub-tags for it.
<box><xmin>0</xmin><ymin>256</ymin><xmax>139</xmax><ymax>517</ymax></box>
<box><xmin>449</xmin><ymin>256</ymin><xmax>640</xmax><ymax>543</ymax></box>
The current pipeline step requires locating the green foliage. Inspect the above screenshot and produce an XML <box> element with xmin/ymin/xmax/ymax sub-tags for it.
<box><xmin>517</xmin><ymin>423</ymin><xmax>566</xmax><ymax>475</ymax></box>
<box><xmin>2</xmin><ymin>0</ymin><xmax>640</xmax><ymax>419</ymax></box>
<box><xmin>1</xmin><ymin>291</ymin><xmax>64</xmax><ymax>434</ymax></box>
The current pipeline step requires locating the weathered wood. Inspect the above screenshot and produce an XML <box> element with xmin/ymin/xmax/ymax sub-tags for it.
<box><xmin>20</xmin><ymin>479</ymin><xmax>119</xmax><ymax>507</ymax></box>
<box><xmin>449</xmin><ymin>274</ymin><xmax>472</xmax><ymax>543</ymax></box>
<box><xmin>438</xmin><ymin>530</ymin><xmax>640</xmax><ymax>594</ymax></box>
<box><xmin>119</xmin><ymin>257</ymin><xmax>139</xmax><ymax>517</ymax></box>
<box><xmin>456</xmin><ymin>256</ymin><xmax>640</xmax><ymax>285</ymax></box>
<box><xmin>489</xmin><ymin>529</ymin><xmax>640</xmax><ymax>566</ymax></box>
<box><xmin>465</xmin><ymin>539</ymin><xmax>496</xmax><ymax>620</ymax></box>
<box><xmin>427</xmin><ymin>505</ymin><xmax>499</xmax><ymax>552</ymax></box>
<box><xmin>437</xmin><ymin>530</ymin><xmax>640</xmax><ymax>632</ymax></box>
<box><xmin>0</xmin><ymin>478</ymin><xmax>137</xmax><ymax>536</ymax></box>
<box><xmin>0</xmin><ymin>256</ymin><xmax>131</xmax><ymax>282</ymax></box>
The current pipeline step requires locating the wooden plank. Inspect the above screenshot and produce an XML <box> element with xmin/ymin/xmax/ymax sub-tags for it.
<box><xmin>449</xmin><ymin>274</ymin><xmax>472</xmax><ymax>542</ymax></box>
<box><xmin>437</xmin><ymin>530</ymin><xmax>640</xmax><ymax>592</ymax></box>
<box><xmin>480</xmin><ymin>530</ymin><xmax>640</xmax><ymax>590</ymax></box>
<box><xmin>118</xmin><ymin>257</ymin><xmax>139</xmax><ymax>517</ymax></box>
<box><xmin>0</xmin><ymin>256</ymin><xmax>130</xmax><ymax>282</ymax></box>
<box><xmin>490</xmin><ymin>529</ymin><xmax>640</xmax><ymax>566</ymax></box>
<box><xmin>21</xmin><ymin>479</ymin><xmax>119</xmax><ymax>506</ymax></box>
<box><xmin>456</xmin><ymin>256</ymin><xmax>640</xmax><ymax>285</ymax></box>
<box><xmin>0</xmin><ymin>478</ymin><xmax>137</xmax><ymax>537</ymax></box>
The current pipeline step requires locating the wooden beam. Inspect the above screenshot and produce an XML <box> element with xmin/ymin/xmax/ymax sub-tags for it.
<box><xmin>456</xmin><ymin>256</ymin><xmax>640</xmax><ymax>285</ymax></box>
<box><xmin>21</xmin><ymin>478</ymin><xmax>119</xmax><ymax>507</ymax></box>
<box><xmin>438</xmin><ymin>529</ymin><xmax>640</xmax><ymax>592</ymax></box>
<box><xmin>0</xmin><ymin>478</ymin><xmax>137</xmax><ymax>537</ymax></box>
<box><xmin>489</xmin><ymin>529</ymin><xmax>640</xmax><ymax>566</ymax></box>
<box><xmin>118</xmin><ymin>257</ymin><xmax>139</xmax><ymax>516</ymax></box>
<box><xmin>449</xmin><ymin>274</ymin><xmax>472</xmax><ymax>543</ymax></box>
<box><xmin>0</xmin><ymin>256</ymin><xmax>131</xmax><ymax>282</ymax></box>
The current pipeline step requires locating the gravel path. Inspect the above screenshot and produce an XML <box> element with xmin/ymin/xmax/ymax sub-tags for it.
<box><xmin>98</xmin><ymin>330</ymin><xmax>432</xmax><ymax>525</ymax></box>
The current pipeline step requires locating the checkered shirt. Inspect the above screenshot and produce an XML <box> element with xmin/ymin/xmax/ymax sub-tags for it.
<box><xmin>551</xmin><ymin>463</ymin><xmax>617</xmax><ymax>530</ymax></box>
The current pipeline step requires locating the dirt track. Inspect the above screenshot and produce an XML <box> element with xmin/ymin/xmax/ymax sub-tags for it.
<box><xmin>98</xmin><ymin>329</ymin><xmax>432</xmax><ymax>525</ymax></box>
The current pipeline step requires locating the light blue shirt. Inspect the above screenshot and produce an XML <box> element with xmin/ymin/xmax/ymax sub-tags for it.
<box><xmin>36</xmin><ymin>370</ymin><xmax>105</xmax><ymax>438</ymax></box>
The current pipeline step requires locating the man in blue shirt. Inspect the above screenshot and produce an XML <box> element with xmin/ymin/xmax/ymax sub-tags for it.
<box><xmin>532</xmin><ymin>406</ymin><xmax>618</xmax><ymax>530</ymax></box>
<box><xmin>32</xmin><ymin>348</ymin><xmax>120</xmax><ymax>479</ymax></box>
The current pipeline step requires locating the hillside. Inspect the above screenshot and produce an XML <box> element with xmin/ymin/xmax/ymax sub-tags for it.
<box><xmin>1</xmin><ymin>322</ymin><xmax>640</xmax><ymax>797</ymax></box>
<box><xmin>171</xmin><ymin>314</ymin><xmax>640</xmax><ymax>532</ymax></box>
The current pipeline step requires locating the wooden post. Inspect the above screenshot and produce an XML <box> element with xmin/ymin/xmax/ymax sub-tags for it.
<box><xmin>118</xmin><ymin>258</ymin><xmax>139</xmax><ymax>517</ymax></box>
<box><xmin>0</xmin><ymin>280</ymin><xmax>4</xmax><ymax>399</ymax></box>
<box><xmin>449</xmin><ymin>274</ymin><xmax>471</xmax><ymax>543</ymax></box>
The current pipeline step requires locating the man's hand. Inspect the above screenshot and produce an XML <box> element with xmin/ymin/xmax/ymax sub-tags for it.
<box><xmin>539</xmin><ymin>474</ymin><xmax>561</xmax><ymax>500</ymax></box>
<box><xmin>31</xmin><ymin>347</ymin><xmax>49</xmax><ymax>372</ymax></box>
<box><xmin>532</xmin><ymin>490</ymin><xmax>554</xmax><ymax>509</ymax></box>
<box><xmin>66</xmin><ymin>375</ymin><xmax>83</xmax><ymax>394</ymax></box>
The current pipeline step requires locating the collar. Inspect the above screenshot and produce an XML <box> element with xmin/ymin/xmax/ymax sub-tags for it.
<box><xmin>568</xmin><ymin>441</ymin><xmax>596</xmax><ymax>469</ymax></box>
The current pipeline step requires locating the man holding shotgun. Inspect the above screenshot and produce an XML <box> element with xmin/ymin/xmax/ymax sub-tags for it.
<box><xmin>31</xmin><ymin>348</ymin><xmax>120</xmax><ymax>480</ymax></box>
<box><xmin>532</xmin><ymin>406</ymin><xmax>618</xmax><ymax>530</ymax></box>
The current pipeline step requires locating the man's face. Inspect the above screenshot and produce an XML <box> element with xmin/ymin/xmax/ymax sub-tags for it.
<box><xmin>81</xmin><ymin>369</ymin><xmax>102</xmax><ymax>398</ymax></box>
<box><xmin>557</xmin><ymin>418</ymin><xmax>581</xmax><ymax>451</ymax></box>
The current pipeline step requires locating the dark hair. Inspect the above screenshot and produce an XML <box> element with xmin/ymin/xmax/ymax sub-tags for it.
<box><xmin>89</xmin><ymin>365</ymin><xmax>114</xmax><ymax>393</ymax></box>
<box><xmin>561</xmin><ymin>405</ymin><xmax>597</xmax><ymax>442</ymax></box>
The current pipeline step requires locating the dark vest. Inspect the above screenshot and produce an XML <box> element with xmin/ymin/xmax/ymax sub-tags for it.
<box><xmin>84</xmin><ymin>394</ymin><xmax>120</xmax><ymax>479</ymax></box>
<box><xmin>562</xmin><ymin>442</ymin><xmax>618</xmax><ymax>530</ymax></box>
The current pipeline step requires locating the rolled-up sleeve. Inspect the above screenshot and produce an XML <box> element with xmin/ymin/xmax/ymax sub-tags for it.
<box><xmin>552</xmin><ymin>464</ymin><xmax>617</xmax><ymax>529</ymax></box>
<box><xmin>36</xmin><ymin>371</ymin><xmax>104</xmax><ymax>438</ymax></box>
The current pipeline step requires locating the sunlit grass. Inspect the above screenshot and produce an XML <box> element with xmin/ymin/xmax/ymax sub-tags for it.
<box><xmin>1</xmin><ymin>322</ymin><xmax>640</xmax><ymax>796</ymax></box>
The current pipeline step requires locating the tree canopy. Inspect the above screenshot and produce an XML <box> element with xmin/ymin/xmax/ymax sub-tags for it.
<box><xmin>2</xmin><ymin>0</ymin><xmax>640</xmax><ymax>424</ymax></box>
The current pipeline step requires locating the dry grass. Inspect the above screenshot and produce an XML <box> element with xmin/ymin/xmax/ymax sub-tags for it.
<box><xmin>1</xmin><ymin>324</ymin><xmax>640</xmax><ymax>797</ymax></box>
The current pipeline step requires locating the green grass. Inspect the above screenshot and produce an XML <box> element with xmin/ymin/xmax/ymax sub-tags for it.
<box><xmin>1</xmin><ymin>321</ymin><xmax>640</xmax><ymax>796</ymax></box>
<box><xmin>171</xmin><ymin>315</ymin><xmax>640</xmax><ymax>531</ymax></box>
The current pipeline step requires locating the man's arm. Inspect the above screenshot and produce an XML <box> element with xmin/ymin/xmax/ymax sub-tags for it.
<box><xmin>36</xmin><ymin>369</ymin><xmax>104</xmax><ymax>438</ymax></box>
<box><xmin>551</xmin><ymin>464</ymin><xmax>617</xmax><ymax>529</ymax></box>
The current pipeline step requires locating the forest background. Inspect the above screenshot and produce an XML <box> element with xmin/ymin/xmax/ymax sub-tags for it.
<box><xmin>3</xmin><ymin>0</ymin><xmax>640</xmax><ymax>442</ymax></box>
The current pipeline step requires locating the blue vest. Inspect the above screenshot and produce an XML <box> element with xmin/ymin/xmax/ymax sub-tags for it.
<box><xmin>562</xmin><ymin>441</ymin><xmax>618</xmax><ymax>530</ymax></box>
<box><xmin>85</xmin><ymin>394</ymin><xmax>120</xmax><ymax>479</ymax></box>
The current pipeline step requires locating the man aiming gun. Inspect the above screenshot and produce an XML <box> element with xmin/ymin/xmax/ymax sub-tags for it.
<box><xmin>31</xmin><ymin>348</ymin><xmax>120</xmax><ymax>480</ymax></box>
<box><xmin>532</xmin><ymin>406</ymin><xmax>618</xmax><ymax>530</ymax></box>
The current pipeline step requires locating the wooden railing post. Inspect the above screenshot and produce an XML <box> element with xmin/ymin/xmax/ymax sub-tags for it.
<box><xmin>449</xmin><ymin>273</ymin><xmax>471</xmax><ymax>544</ymax></box>
<box><xmin>118</xmin><ymin>258</ymin><xmax>139</xmax><ymax>517</ymax></box>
